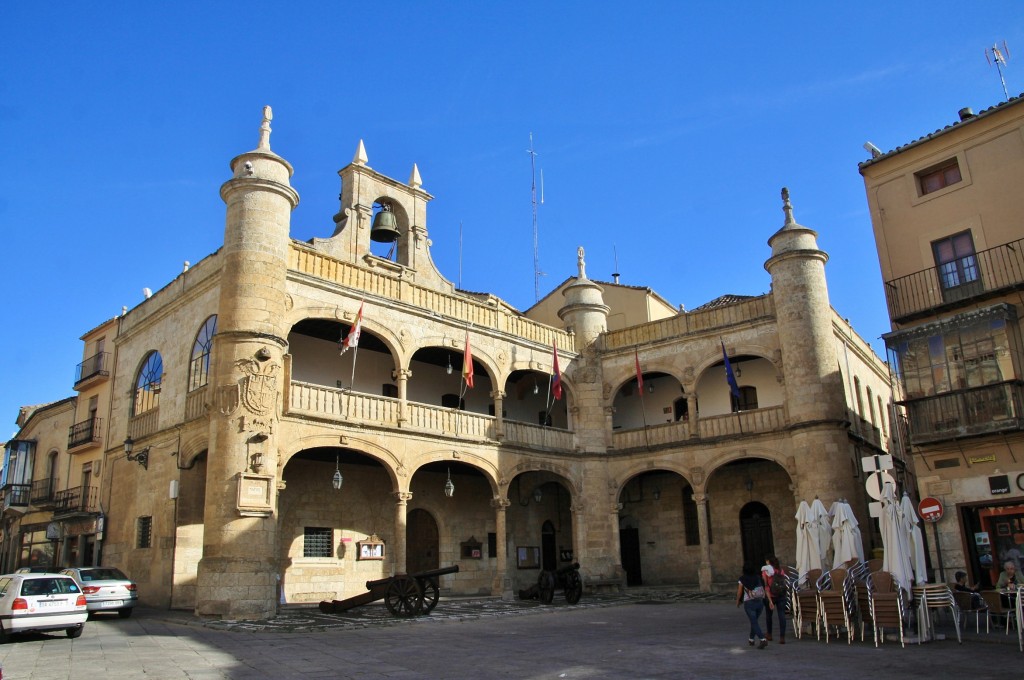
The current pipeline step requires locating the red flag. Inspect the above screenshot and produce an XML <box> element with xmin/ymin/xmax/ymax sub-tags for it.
<box><xmin>635</xmin><ymin>348</ymin><xmax>644</xmax><ymax>393</ymax></box>
<box><xmin>340</xmin><ymin>303</ymin><xmax>363</xmax><ymax>355</ymax></box>
<box><xmin>551</xmin><ymin>342</ymin><xmax>562</xmax><ymax>400</ymax></box>
<box><xmin>462</xmin><ymin>330</ymin><xmax>474</xmax><ymax>389</ymax></box>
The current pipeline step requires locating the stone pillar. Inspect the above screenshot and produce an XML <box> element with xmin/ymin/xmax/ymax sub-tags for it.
<box><xmin>394</xmin><ymin>491</ymin><xmax>412</xmax><ymax>574</ymax></box>
<box><xmin>196</xmin><ymin>107</ymin><xmax>299</xmax><ymax>620</ymax></box>
<box><xmin>393</xmin><ymin>368</ymin><xmax>411</xmax><ymax>425</ymax></box>
<box><xmin>491</xmin><ymin>497</ymin><xmax>511</xmax><ymax>598</ymax></box>
<box><xmin>695</xmin><ymin>492</ymin><xmax>713</xmax><ymax>591</ymax></box>
<box><xmin>687</xmin><ymin>393</ymin><xmax>699</xmax><ymax>438</ymax></box>
<box><xmin>491</xmin><ymin>389</ymin><xmax>505</xmax><ymax>440</ymax></box>
<box><xmin>609</xmin><ymin>501</ymin><xmax>623</xmax><ymax>571</ymax></box>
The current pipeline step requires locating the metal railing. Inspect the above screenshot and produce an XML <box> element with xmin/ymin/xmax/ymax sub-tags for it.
<box><xmin>29</xmin><ymin>478</ymin><xmax>57</xmax><ymax>506</ymax></box>
<box><xmin>903</xmin><ymin>382</ymin><xmax>1024</xmax><ymax>444</ymax></box>
<box><xmin>1</xmin><ymin>484</ymin><xmax>30</xmax><ymax>510</ymax></box>
<box><xmin>884</xmin><ymin>238</ymin><xmax>1024</xmax><ymax>322</ymax></box>
<box><xmin>68</xmin><ymin>417</ymin><xmax>102</xmax><ymax>449</ymax></box>
<box><xmin>74</xmin><ymin>351</ymin><xmax>111</xmax><ymax>386</ymax></box>
<box><xmin>53</xmin><ymin>486</ymin><xmax>98</xmax><ymax>514</ymax></box>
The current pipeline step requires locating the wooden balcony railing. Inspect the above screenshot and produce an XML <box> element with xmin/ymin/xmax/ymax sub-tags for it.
<box><xmin>884</xmin><ymin>238</ymin><xmax>1024</xmax><ymax>322</ymax></box>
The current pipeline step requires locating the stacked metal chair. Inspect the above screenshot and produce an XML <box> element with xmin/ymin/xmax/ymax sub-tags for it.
<box><xmin>913</xmin><ymin>583</ymin><xmax>961</xmax><ymax>644</ymax></box>
<box><xmin>869</xmin><ymin>570</ymin><xmax>906</xmax><ymax>647</ymax></box>
<box><xmin>817</xmin><ymin>567</ymin><xmax>857</xmax><ymax>644</ymax></box>
<box><xmin>793</xmin><ymin>568</ymin><xmax>822</xmax><ymax>640</ymax></box>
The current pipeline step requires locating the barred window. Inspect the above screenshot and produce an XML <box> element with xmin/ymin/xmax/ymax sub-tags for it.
<box><xmin>137</xmin><ymin>516</ymin><xmax>152</xmax><ymax>549</ymax></box>
<box><xmin>303</xmin><ymin>527</ymin><xmax>333</xmax><ymax>558</ymax></box>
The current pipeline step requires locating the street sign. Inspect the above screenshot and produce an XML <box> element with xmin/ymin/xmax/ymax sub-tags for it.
<box><xmin>865</xmin><ymin>470</ymin><xmax>897</xmax><ymax>501</ymax></box>
<box><xmin>918</xmin><ymin>496</ymin><xmax>944</xmax><ymax>522</ymax></box>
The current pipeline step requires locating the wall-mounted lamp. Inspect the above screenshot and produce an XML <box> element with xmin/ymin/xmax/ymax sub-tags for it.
<box><xmin>533</xmin><ymin>487</ymin><xmax>543</xmax><ymax>503</ymax></box>
<box><xmin>734</xmin><ymin>364</ymin><xmax>742</xmax><ymax>378</ymax></box>
<box><xmin>123</xmin><ymin>437</ymin><xmax>149</xmax><ymax>470</ymax></box>
<box><xmin>444</xmin><ymin>468</ymin><xmax>455</xmax><ymax>497</ymax></box>
<box><xmin>446</xmin><ymin>354</ymin><xmax>453</xmax><ymax>375</ymax></box>
<box><xmin>332</xmin><ymin>455</ymin><xmax>343</xmax><ymax>490</ymax></box>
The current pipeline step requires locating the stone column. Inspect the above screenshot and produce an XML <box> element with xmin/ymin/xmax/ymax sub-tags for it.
<box><xmin>393</xmin><ymin>491</ymin><xmax>412</xmax><ymax>574</ymax></box>
<box><xmin>609</xmin><ymin>501</ymin><xmax>624</xmax><ymax>571</ymax></box>
<box><xmin>393</xmin><ymin>368</ymin><xmax>411</xmax><ymax>425</ymax></box>
<box><xmin>695</xmin><ymin>492</ymin><xmax>713</xmax><ymax>590</ymax></box>
<box><xmin>687</xmin><ymin>393</ymin><xmax>699</xmax><ymax>438</ymax></box>
<box><xmin>491</xmin><ymin>389</ymin><xmax>505</xmax><ymax>440</ymax></box>
<box><xmin>491</xmin><ymin>497</ymin><xmax>511</xmax><ymax>598</ymax></box>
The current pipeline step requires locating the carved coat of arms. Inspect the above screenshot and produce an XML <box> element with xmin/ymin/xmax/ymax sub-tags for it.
<box><xmin>237</xmin><ymin>358</ymin><xmax>279</xmax><ymax>416</ymax></box>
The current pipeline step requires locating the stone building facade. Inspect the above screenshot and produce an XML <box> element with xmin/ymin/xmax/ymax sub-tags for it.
<box><xmin>860</xmin><ymin>94</ymin><xmax>1024</xmax><ymax>587</ymax></box>
<box><xmin>3</xmin><ymin>108</ymin><xmax>896</xmax><ymax>619</ymax></box>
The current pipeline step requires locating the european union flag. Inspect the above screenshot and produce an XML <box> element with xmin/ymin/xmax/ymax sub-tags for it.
<box><xmin>722</xmin><ymin>341</ymin><xmax>740</xmax><ymax>399</ymax></box>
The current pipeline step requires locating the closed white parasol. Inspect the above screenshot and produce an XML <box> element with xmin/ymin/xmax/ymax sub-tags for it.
<box><xmin>795</xmin><ymin>500</ymin><xmax>823</xmax><ymax>582</ymax></box>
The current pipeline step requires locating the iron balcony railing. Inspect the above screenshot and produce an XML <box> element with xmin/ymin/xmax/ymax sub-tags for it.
<box><xmin>884</xmin><ymin>238</ymin><xmax>1024</xmax><ymax>323</ymax></box>
<box><xmin>53</xmin><ymin>485</ymin><xmax>98</xmax><ymax>514</ymax></box>
<box><xmin>68</xmin><ymin>417</ymin><xmax>102</xmax><ymax>449</ymax></box>
<box><xmin>902</xmin><ymin>382</ymin><xmax>1024</xmax><ymax>445</ymax></box>
<box><xmin>29</xmin><ymin>478</ymin><xmax>57</xmax><ymax>507</ymax></box>
<box><xmin>74</xmin><ymin>351</ymin><xmax>111</xmax><ymax>387</ymax></box>
<box><xmin>1</xmin><ymin>484</ymin><xmax>30</xmax><ymax>510</ymax></box>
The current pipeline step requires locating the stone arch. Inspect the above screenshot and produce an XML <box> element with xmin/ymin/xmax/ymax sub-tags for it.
<box><xmin>278</xmin><ymin>432</ymin><xmax>403</xmax><ymax>490</ymax></box>
<box><xmin>408</xmin><ymin>449</ymin><xmax>500</xmax><ymax>496</ymax></box>
<box><xmin>501</xmin><ymin>460</ymin><xmax>581</xmax><ymax>499</ymax></box>
<box><xmin>693</xmin><ymin>343</ymin><xmax>778</xmax><ymax>381</ymax></box>
<box><xmin>610</xmin><ymin>462</ymin><xmax>695</xmax><ymax>499</ymax></box>
<box><xmin>177</xmin><ymin>431</ymin><xmax>209</xmax><ymax>469</ymax></box>
<box><xmin>286</xmin><ymin>307</ymin><xmax>407</xmax><ymax>365</ymax></box>
<box><xmin>704</xmin><ymin>448</ymin><xmax>794</xmax><ymax>483</ymax></box>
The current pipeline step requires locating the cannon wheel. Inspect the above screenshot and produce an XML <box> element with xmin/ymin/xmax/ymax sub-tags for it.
<box><xmin>564</xmin><ymin>569</ymin><xmax>583</xmax><ymax>604</ymax></box>
<box><xmin>385</xmin><ymin>576</ymin><xmax>423</xmax><ymax>617</ymax></box>
<box><xmin>538</xmin><ymin>570</ymin><xmax>556</xmax><ymax>604</ymax></box>
<box><xmin>418</xmin><ymin>576</ymin><xmax>440</xmax><ymax>614</ymax></box>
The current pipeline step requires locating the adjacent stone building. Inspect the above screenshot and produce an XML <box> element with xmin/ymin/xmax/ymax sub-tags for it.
<box><xmin>860</xmin><ymin>94</ymin><xmax>1024</xmax><ymax>587</ymax></box>
<box><xmin>2</xmin><ymin>109</ymin><xmax>896</xmax><ymax>619</ymax></box>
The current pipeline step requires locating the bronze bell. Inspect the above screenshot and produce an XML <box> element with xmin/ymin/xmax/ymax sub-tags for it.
<box><xmin>370</xmin><ymin>205</ymin><xmax>400</xmax><ymax>243</ymax></box>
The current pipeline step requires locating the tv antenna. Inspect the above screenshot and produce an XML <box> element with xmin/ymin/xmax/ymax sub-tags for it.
<box><xmin>986</xmin><ymin>41</ymin><xmax>1011</xmax><ymax>101</ymax></box>
<box><xmin>528</xmin><ymin>133</ymin><xmax>542</xmax><ymax>302</ymax></box>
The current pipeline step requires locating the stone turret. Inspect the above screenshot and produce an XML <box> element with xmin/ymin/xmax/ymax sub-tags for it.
<box><xmin>196</xmin><ymin>107</ymin><xmax>299</xmax><ymax>620</ymax></box>
<box><xmin>558</xmin><ymin>247</ymin><xmax>609</xmax><ymax>348</ymax></box>
<box><xmin>764</xmin><ymin>188</ymin><xmax>845</xmax><ymax>424</ymax></box>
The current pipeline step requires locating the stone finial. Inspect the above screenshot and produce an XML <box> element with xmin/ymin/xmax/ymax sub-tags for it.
<box><xmin>353</xmin><ymin>139</ymin><xmax>368</xmax><ymax>166</ymax></box>
<box><xmin>577</xmin><ymin>246</ymin><xmax>587</xmax><ymax>279</ymax></box>
<box><xmin>409</xmin><ymin>163</ymin><xmax>422</xmax><ymax>189</ymax></box>
<box><xmin>258</xmin><ymin>106</ymin><xmax>273</xmax><ymax>150</ymax></box>
<box><xmin>781</xmin><ymin>187</ymin><xmax>795</xmax><ymax>226</ymax></box>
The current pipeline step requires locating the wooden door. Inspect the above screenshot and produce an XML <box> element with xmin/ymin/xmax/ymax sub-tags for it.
<box><xmin>406</xmin><ymin>508</ymin><xmax>439</xmax><ymax>574</ymax></box>
<box><xmin>620</xmin><ymin>527</ymin><xmax>642</xmax><ymax>586</ymax></box>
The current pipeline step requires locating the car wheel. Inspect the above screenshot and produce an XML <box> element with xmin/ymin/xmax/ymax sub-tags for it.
<box><xmin>66</xmin><ymin>625</ymin><xmax>84</xmax><ymax>639</ymax></box>
<box><xmin>118</xmin><ymin>608</ymin><xmax>133</xmax><ymax>619</ymax></box>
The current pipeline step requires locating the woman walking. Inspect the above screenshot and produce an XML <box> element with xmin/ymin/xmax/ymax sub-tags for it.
<box><xmin>762</xmin><ymin>555</ymin><xmax>787</xmax><ymax>644</ymax></box>
<box><xmin>736</xmin><ymin>562</ymin><xmax>771</xmax><ymax>649</ymax></box>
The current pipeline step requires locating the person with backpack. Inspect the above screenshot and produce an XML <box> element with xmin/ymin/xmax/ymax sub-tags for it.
<box><xmin>737</xmin><ymin>562</ymin><xmax>771</xmax><ymax>649</ymax></box>
<box><xmin>761</xmin><ymin>555</ymin><xmax>787</xmax><ymax>644</ymax></box>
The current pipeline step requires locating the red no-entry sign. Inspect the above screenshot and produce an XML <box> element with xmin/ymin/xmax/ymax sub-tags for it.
<box><xmin>918</xmin><ymin>497</ymin><xmax>944</xmax><ymax>522</ymax></box>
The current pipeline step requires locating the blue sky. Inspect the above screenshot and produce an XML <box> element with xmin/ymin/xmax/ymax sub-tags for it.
<box><xmin>2</xmin><ymin>2</ymin><xmax>1021</xmax><ymax>437</ymax></box>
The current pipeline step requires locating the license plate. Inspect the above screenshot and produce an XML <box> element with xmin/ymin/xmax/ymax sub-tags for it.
<box><xmin>100</xmin><ymin>600</ymin><xmax>122</xmax><ymax>607</ymax></box>
<box><xmin>38</xmin><ymin>600</ymin><xmax>64</xmax><ymax>608</ymax></box>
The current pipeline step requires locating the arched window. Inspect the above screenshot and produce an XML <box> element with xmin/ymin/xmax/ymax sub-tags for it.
<box><xmin>189</xmin><ymin>315</ymin><xmax>217</xmax><ymax>391</ymax></box>
<box><xmin>878</xmin><ymin>396</ymin><xmax>888</xmax><ymax>436</ymax></box>
<box><xmin>854</xmin><ymin>377</ymin><xmax>865</xmax><ymax>419</ymax></box>
<box><xmin>46</xmin><ymin>451</ymin><xmax>58</xmax><ymax>498</ymax></box>
<box><xmin>133</xmin><ymin>351</ymin><xmax>163</xmax><ymax>416</ymax></box>
<box><xmin>866</xmin><ymin>386</ymin><xmax>876</xmax><ymax>426</ymax></box>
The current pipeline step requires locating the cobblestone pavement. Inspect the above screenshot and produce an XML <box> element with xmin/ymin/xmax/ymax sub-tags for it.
<box><xmin>0</xmin><ymin>589</ymin><xmax>1021</xmax><ymax>679</ymax></box>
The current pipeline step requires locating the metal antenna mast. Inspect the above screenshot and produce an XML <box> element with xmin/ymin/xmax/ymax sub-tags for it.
<box><xmin>986</xmin><ymin>41</ymin><xmax>1011</xmax><ymax>101</ymax></box>
<box><xmin>528</xmin><ymin>133</ymin><xmax>541</xmax><ymax>302</ymax></box>
<box><xmin>458</xmin><ymin>220</ymin><xmax>463</xmax><ymax>289</ymax></box>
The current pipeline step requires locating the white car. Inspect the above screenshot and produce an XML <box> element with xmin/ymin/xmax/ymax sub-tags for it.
<box><xmin>0</xmin><ymin>573</ymin><xmax>88</xmax><ymax>641</ymax></box>
<box><xmin>59</xmin><ymin>567</ymin><xmax>138</xmax><ymax>618</ymax></box>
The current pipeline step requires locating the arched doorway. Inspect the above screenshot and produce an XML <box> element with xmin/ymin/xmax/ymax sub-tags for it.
<box><xmin>407</xmin><ymin>509</ymin><xmax>439</xmax><ymax>574</ymax></box>
<box><xmin>541</xmin><ymin>520</ymin><xmax>557</xmax><ymax>571</ymax></box>
<box><xmin>740</xmin><ymin>501</ymin><xmax>774</xmax><ymax>568</ymax></box>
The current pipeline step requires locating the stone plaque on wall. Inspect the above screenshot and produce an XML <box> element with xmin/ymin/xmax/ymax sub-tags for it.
<box><xmin>926</xmin><ymin>479</ymin><xmax>953</xmax><ymax>496</ymax></box>
<box><xmin>237</xmin><ymin>473</ymin><xmax>274</xmax><ymax>516</ymax></box>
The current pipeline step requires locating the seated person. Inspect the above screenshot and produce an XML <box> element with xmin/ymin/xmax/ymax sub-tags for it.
<box><xmin>995</xmin><ymin>560</ymin><xmax>1018</xmax><ymax>590</ymax></box>
<box><xmin>952</xmin><ymin>570</ymin><xmax>983</xmax><ymax>608</ymax></box>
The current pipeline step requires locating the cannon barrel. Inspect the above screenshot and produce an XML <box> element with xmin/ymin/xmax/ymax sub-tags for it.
<box><xmin>366</xmin><ymin>564</ymin><xmax>460</xmax><ymax>590</ymax></box>
<box><xmin>555</xmin><ymin>562</ymin><xmax>580</xmax><ymax>575</ymax></box>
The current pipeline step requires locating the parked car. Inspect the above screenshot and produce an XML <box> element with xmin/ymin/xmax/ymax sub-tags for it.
<box><xmin>59</xmin><ymin>567</ymin><xmax>137</xmax><ymax>618</ymax></box>
<box><xmin>15</xmin><ymin>566</ymin><xmax>60</xmax><ymax>574</ymax></box>
<box><xmin>0</xmin><ymin>573</ymin><xmax>88</xmax><ymax>641</ymax></box>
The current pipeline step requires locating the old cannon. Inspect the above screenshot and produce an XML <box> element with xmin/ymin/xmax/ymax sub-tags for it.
<box><xmin>319</xmin><ymin>565</ymin><xmax>460</xmax><ymax>618</ymax></box>
<box><xmin>519</xmin><ymin>562</ymin><xmax>583</xmax><ymax>604</ymax></box>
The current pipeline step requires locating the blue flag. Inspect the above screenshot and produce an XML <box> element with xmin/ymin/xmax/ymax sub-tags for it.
<box><xmin>722</xmin><ymin>341</ymin><xmax>740</xmax><ymax>399</ymax></box>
